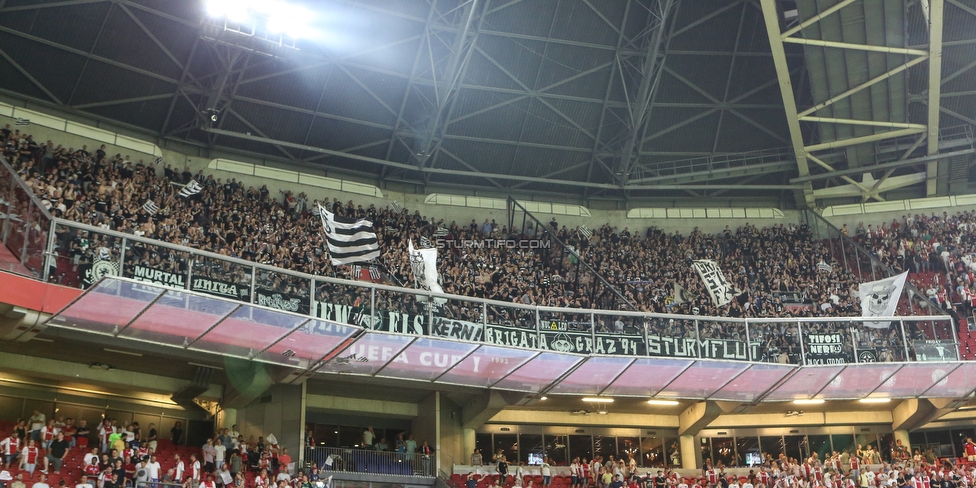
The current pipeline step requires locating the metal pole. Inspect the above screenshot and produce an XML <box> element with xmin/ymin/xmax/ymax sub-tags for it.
<box><xmin>850</xmin><ymin>322</ymin><xmax>859</xmax><ymax>363</ymax></box>
<box><xmin>250</xmin><ymin>265</ymin><xmax>258</xmax><ymax>304</ymax></box>
<box><xmin>899</xmin><ymin>319</ymin><xmax>911</xmax><ymax>361</ymax></box>
<box><xmin>20</xmin><ymin>201</ymin><xmax>32</xmax><ymax>265</ymax></box>
<box><xmin>643</xmin><ymin>315</ymin><xmax>650</xmax><ymax>358</ymax></box>
<box><xmin>535</xmin><ymin>307</ymin><xmax>542</xmax><ymax>349</ymax></box>
<box><xmin>591</xmin><ymin>312</ymin><xmax>596</xmax><ymax>351</ymax></box>
<box><xmin>482</xmin><ymin>301</ymin><xmax>488</xmax><ymax>343</ymax></box>
<box><xmin>371</xmin><ymin>287</ymin><xmax>377</xmax><ymax>330</ymax></box>
<box><xmin>744</xmin><ymin>319</ymin><xmax>752</xmax><ymax>361</ymax></box>
<box><xmin>695</xmin><ymin>319</ymin><xmax>702</xmax><ymax>358</ymax></box>
<box><xmin>43</xmin><ymin>218</ymin><xmax>57</xmax><ymax>282</ymax></box>
<box><xmin>310</xmin><ymin>278</ymin><xmax>317</xmax><ymax>317</ymax></box>
<box><xmin>119</xmin><ymin>237</ymin><xmax>128</xmax><ymax>277</ymax></box>
<box><xmin>427</xmin><ymin>293</ymin><xmax>434</xmax><ymax>335</ymax></box>
<box><xmin>950</xmin><ymin>315</ymin><xmax>961</xmax><ymax>360</ymax></box>
<box><xmin>798</xmin><ymin>322</ymin><xmax>807</xmax><ymax>365</ymax></box>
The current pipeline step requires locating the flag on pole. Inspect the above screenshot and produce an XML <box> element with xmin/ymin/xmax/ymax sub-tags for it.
<box><xmin>14</xmin><ymin>118</ymin><xmax>29</xmax><ymax>126</ymax></box>
<box><xmin>178</xmin><ymin>180</ymin><xmax>203</xmax><ymax>197</ymax></box>
<box><xmin>391</xmin><ymin>200</ymin><xmax>403</xmax><ymax>214</ymax></box>
<box><xmin>578</xmin><ymin>225</ymin><xmax>592</xmax><ymax>239</ymax></box>
<box><xmin>142</xmin><ymin>200</ymin><xmax>159</xmax><ymax>215</ymax></box>
<box><xmin>408</xmin><ymin>239</ymin><xmax>446</xmax><ymax>305</ymax></box>
<box><xmin>816</xmin><ymin>260</ymin><xmax>833</xmax><ymax>273</ymax></box>
<box><xmin>858</xmin><ymin>271</ymin><xmax>908</xmax><ymax>329</ymax></box>
<box><xmin>692</xmin><ymin>259</ymin><xmax>740</xmax><ymax>307</ymax></box>
<box><xmin>672</xmin><ymin>282</ymin><xmax>695</xmax><ymax>305</ymax></box>
<box><xmin>318</xmin><ymin>204</ymin><xmax>381</xmax><ymax>265</ymax></box>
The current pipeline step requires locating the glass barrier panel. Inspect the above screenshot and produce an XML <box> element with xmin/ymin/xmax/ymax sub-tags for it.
<box><xmin>592</xmin><ymin>312</ymin><xmax>645</xmax><ymax>356</ymax></box>
<box><xmin>852</xmin><ymin>318</ymin><xmax>907</xmax><ymax>362</ymax></box>
<box><xmin>483</xmin><ymin>301</ymin><xmax>538</xmax><ymax>350</ymax></box>
<box><xmin>803</xmin><ymin>320</ymin><xmax>856</xmax><ymax>365</ymax></box>
<box><xmin>374</xmin><ymin>287</ymin><xmax>429</xmax><ymax>335</ymax></box>
<box><xmin>50</xmin><ymin>222</ymin><xmax>83</xmax><ymax>287</ymax></box>
<box><xmin>908</xmin><ymin>318</ymin><xmax>959</xmax><ymax>361</ymax></box>
<box><xmin>121</xmin><ymin>239</ymin><xmax>190</xmax><ymax>290</ymax></box>
<box><xmin>433</xmin><ymin>296</ymin><xmax>486</xmax><ymax>342</ymax></box>
<box><xmin>3</xmin><ymin>182</ymin><xmax>31</xmax><ymax>264</ymax></box>
<box><xmin>645</xmin><ymin>316</ymin><xmax>698</xmax><ymax>359</ymax></box>
<box><xmin>698</xmin><ymin>319</ymin><xmax>751</xmax><ymax>361</ymax></box>
<box><xmin>188</xmin><ymin>254</ymin><xmax>253</xmax><ymax>303</ymax></box>
<box><xmin>23</xmin><ymin>200</ymin><xmax>49</xmax><ymax>277</ymax></box>
<box><xmin>750</xmin><ymin>321</ymin><xmax>803</xmax><ymax>364</ymax></box>
<box><xmin>313</xmin><ymin>278</ymin><xmax>374</xmax><ymax>329</ymax></box>
<box><xmin>253</xmin><ymin>268</ymin><xmax>311</xmax><ymax>315</ymax></box>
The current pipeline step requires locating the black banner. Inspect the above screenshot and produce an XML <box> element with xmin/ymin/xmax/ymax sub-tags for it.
<box><xmin>482</xmin><ymin>327</ymin><xmax>646</xmax><ymax>356</ymax></box>
<box><xmin>190</xmin><ymin>277</ymin><xmax>251</xmax><ymax>300</ymax></box>
<box><xmin>430</xmin><ymin>318</ymin><xmax>484</xmax><ymax>341</ymax></box>
<box><xmin>313</xmin><ymin>300</ymin><xmax>426</xmax><ymax>335</ymax></box>
<box><xmin>255</xmin><ymin>290</ymin><xmax>310</xmax><ymax>315</ymax></box>
<box><xmin>130</xmin><ymin>265</ymin><xmax>186</xmax><ymax>288</ymax></box>
<box><xmin>647</xmin><ymin>335</ymin><xmax>762</xmax><ymax>361</ymax></box>
<box><xmin>806</xmin><ymin>333</ymin><xmax>850</xmax><ymax>364</ymax></box>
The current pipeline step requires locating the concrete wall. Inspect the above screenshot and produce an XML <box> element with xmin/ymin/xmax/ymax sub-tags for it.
<box><xmin>235</xmin><ymin>383</ymin><xmax>304</xmax><ymax>459</ymax></box>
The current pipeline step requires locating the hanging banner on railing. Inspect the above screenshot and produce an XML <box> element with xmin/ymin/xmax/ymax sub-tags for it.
<box><xmin>190</xmin><ymin>276</ymin><xmax>251</xmax><ymax>300</ymax></box>
<box><xmin>646</xmin><ymin>335</ymin><xmax>762</xmax><ymax>361</ymax></box>
<box><xmin>482</xmin><ymin>327</ymin><xmax>646</xmax><ymax>356</ymax></box>
<box><xmin>913</xmin><ymin>340</ymin><xmax>959</xmax><ymax>361</ymax></box>
<box><xmin>80</xmin><ymin>248</ymin><xmax>120</xmax><ymax>288</ymax></box>
<box><xmin>255</xmin><ymin>290</ymin><xmax>310</xmax><ymax>315</ymax></box>
<box><xmin>430</xmin><ymin>317</ymin><xmax>484</xmax><ymax>341</ymax></box>
<box><xmin>130</xmin><ymin>265</ymin><xmax>186</xmax><ymax>288</ymax></box>
<box><xmin>805</xmin><ymin>333</ymin><xmax>851</xmax><ymax>364</ymax></box>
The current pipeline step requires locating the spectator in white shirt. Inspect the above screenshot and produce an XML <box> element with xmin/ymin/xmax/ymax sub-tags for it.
<box><xmin>146</xmin><ymin>455</ymin><xmax>162</xmax><ymax>484</ymax></box>
<box><xmin>76</xmin><ymin>475</ymin><xmax>95</xmax><ymax>488</ymax></box>
<box><xmin>214</xmin><ymin>439</ymin><xmax>227</xmax><ymax>467</ymax></box>
<box><xmin>34</xmin><ymin>473</ymin><xmax>51</xmax><ymax>488</ymax></box>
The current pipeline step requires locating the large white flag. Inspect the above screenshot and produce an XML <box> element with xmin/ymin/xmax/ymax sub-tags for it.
<box><xmin>408</xmin><ymin>239</ymin><xmax>446</xmax><ymax>305</ymax></box>
<box><xmin>318</xmin><ymin>205</ymin><xmax>381</xmax><ymax>265</ymax></box>
<box><xmin>858</xmin><ymin>271</ymin><xmax>908</xmax><ymax>329</ymax></box>
<box><xmin>672</xmin><ymin>282</ymin><xmax>695</xmax><ymax>305</ymax></box>
<box><xmin>692</xmin><ymin>260</ymin><xmax>739</xmax><ymax>307</ymax></box>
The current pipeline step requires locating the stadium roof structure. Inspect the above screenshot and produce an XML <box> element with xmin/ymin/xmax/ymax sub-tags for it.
<box><xmin>0</xmin><ymin>0</ymin><xmax>974</xmax><ymax>205</ymax></box>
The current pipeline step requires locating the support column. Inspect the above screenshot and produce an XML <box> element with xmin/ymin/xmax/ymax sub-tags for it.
<box><xmin>680</xmin><ymin>434</ymin><xmax>698</xmax><ymax>470</ymax></box>
<box><xmin>463</xmin><ymin>428</ymin><xmax>477</xmax><ymax>464</ymax></box>
<box><xmin>219</xmin><ymin>408</ymin><xmax>238</xmax><ymax>430</ymax></box>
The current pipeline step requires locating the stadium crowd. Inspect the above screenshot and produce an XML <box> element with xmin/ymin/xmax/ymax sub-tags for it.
<box><xmin>0</xmin><ymin>124</ymin><xmax>952</xmax><ymax>362</ymax></box>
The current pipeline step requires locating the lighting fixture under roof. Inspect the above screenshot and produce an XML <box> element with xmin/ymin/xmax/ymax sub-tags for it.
<box><xmin>647</xmin><ymin>399</ymin><xmax>680</xmax><ymax>406</ymax></box>
<box><xmin>793</xmin><ymin>399</ymin><xmax>825</xmax><ymax>405</ymax></box>
<box><xmin>582</xmin><ymin>397</ymin><xmax>614</xmax><ymax>403</ymax></box>
<box><xmin>859</xmin><ymin>398</ymin><xmax>891</xmax><ymax>404</ymax></box>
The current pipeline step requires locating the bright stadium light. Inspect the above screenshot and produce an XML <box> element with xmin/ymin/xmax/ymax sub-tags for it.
<box><xmin>793</xmin><ymin>399</ymin><xmax>825</xmax><ymax>405</ymax></box>
<box><xmin>205</xmin><ymin>0</ymin><xmax>317</xmax><ymax>39</ymax></box>
<box><xmin>582</xmin><ymin>397</ymin><xmax>614</xmax><ymax>403</ymax></box>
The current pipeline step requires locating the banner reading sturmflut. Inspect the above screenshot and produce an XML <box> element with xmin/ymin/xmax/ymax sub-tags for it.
<box><xmin>692</xmin><ymin>260</ymin><xmax>738</xmax><ymax>307</ymax></box>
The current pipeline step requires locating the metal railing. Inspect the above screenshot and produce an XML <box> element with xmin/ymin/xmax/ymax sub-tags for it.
<box><xmin>307</xmin><ymin>447</ymin><xmax>434</xmax><ymax>477</ymax></box>
<box><xmin>0</xmin><ymin>155</ymin><xmax>962</xmax><ymax>365</ymax></box>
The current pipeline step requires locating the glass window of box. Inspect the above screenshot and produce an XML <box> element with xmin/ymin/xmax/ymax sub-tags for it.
<box><xmin>314</xmin><ymin>425</ymin><xmax>338</xmax><ymax>448</ymax></box>
<box><xmin>760</xmin><ymin>436</ymin><xmax>784</xmax><ymax>463</ymax></box>
<box><xmin>808</xmin><ymin>435</ymin><xmax>830</xmax><ymax>460</ymax></box>
<box><xmin>783</xmin><ymin>435</ymin><xmax>805</xmax><ymax>462</ymax></box>
<box><xmin>951</xmin><ymin>429</ymin><xmax>975</xmax><ymax>459</ymax></box>
<box><xmin>711</xmin><ymin>437</ymin><xmax>735</xmax><ymax>467</ymax></box>
<box><xmin>520</xmin><ymin>434</ymin><xmax>544</xmax><ymax>464</ymax></box>
<box><xmin>925</xmin><ymin>430</ymin><xmax>953</xmax><ymax>458</ymax></box>
<box><xmin>494</xmin><ymin>434</ymin><xmax>519</xmax><ymax>464</ymax></box>
<box><xmin>546</xmin><ymin>435</ymin><xmax>568</xmax><ymax>465</ymax></box>
<box><xmin>618</xmin><ymin>437</ymin><xmax>640</xmax><ymax>467</ymax></box>
<box><xmin>570</xmin><ymin>435</ymin><xmax>593</xmax><ymax>463</ymax></box>
<box><xmin>701</xmin><ymin>438</ymin><xmax>712</xmax><ymax>468</ymax></box>
<box><xmin>736</xmin><ymin>437</ymin><xmax>760</xmax><ymax>467</ymax></box>
<box><xmin>641</xmin><ymin>437</ymin><xmax>665</xmax><ymax>468</ymax></box>
<box><xmin>593</xmin><ymin>435</ymin><xmax>616</xmax><ymax>463</ymax></box>
<box><xmin>476</xmin><ymin>434</ymin><xmax>493</xmax><ymax>466</ymax></box>
<box><xmin>830</xmin><ymin>435</ymin><xmax>854</xmax><ymax>457</ymax></box>
<box><xmin>879</xmin><ymin>433</ymin><xmax>894</xmax><ymax>462</ymax></box>
<box><xmin>665</xmin><ymin>439</ymin><xmax>681</xmax><ymax>468</ymax></box>
<box><xmin>340</xmin><ymin>426</ymin><xmax>361</xmax><ymax>448</ymax></box>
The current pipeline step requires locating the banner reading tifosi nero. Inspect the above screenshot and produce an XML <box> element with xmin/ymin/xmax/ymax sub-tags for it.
<box><xmin>805</xmin><ymin>333</ymin><xmax>851</xmax><ymax>364</ymax></box>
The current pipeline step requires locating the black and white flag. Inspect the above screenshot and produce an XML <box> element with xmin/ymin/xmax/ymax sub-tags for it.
<box><xmin>318</xmin><ymin>204</ymin><xmax>381</xmax><ymax>265</ymax></box>
<box><xmin>434</xmin><ymin>226</ymin><xmax>449</xmax><ymax>237</ymax></box>
<box><xmin>14</xmin><ymin>118</ymin><xmax>30</xmax><ymax>126</ymax></box>
<box><xmin>391</xmin><ymin>200</ymin><xmax>403</xmax><ymax>214</ymax></box>
<box><xmin>858</xmin><ymin>271</ymin><xmax>908</xmax><ymax>329</ymax></box>
<box><xmin>142</xmin><ymin>200</ymin><xmax>159</xmax><ymax>215</ymax></box>
<box><xmin>408</xmin><ymin>239</ymin><xmax>446</xmax><ymax>305</ymax></box>
<box><xmin>816</xmin><ymin>260</ymin><xmax>833</xmax><ymax>273</ymax></box>
<box><xmin>578</xmin><ymin>225</ymin><xmax>592</xmax><ymax>239</ymax></box>
<box><xmin>154</xmin><ymin>156</ymin><xmax>163</xmax><ymax>165</ymax></box>
<box><xmin>672</xmin><ymin>282</ymin><xmax>695</xmax><ymax>305</ymax></box>
<box><xmin>178</xmin><ymin>180</ymin><xmax>203</xmax><ymax>197</ymax></box>
<box><xmin>692</xmin><ymin>259</ymin><xmax>740</xmax><ymax>307</ymax></box>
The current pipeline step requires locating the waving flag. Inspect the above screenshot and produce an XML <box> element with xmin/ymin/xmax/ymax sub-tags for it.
<box><xmin>178</xmin><ymin>180</ymin><xmax>203</xmax><ymax>197</ymax></box>
<box><xmin>142</xmin><ymin>200</ymin><xmax>159</xmax><ymax>215</ymax></box>
<box><xmin>318</xmin><ymin>204</ymin><xmax>380</xmax><ymax>265</ymax></box>
<box><xmin>408</xmin><ymin>239</ymin><xmax>446</xmax><ymax>305</ymax></box>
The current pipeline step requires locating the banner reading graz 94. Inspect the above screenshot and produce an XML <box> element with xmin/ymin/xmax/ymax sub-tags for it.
<box><xmin>483</xmin><ymin>327</ymin><xmax>646</xmax><ymax>356</ymax></box>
